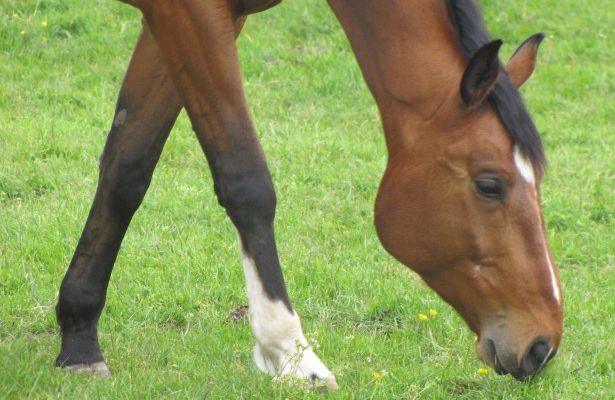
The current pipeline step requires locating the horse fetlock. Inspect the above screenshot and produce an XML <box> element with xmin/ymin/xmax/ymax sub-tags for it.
<box><xmin>56</xmin><ymin>329</ymin><xmax>104</xmax><ymax>367</ymax></box>
<box><xmin>56</xmin><ymin>282</ymin><xmax>104</xmax><ymax>329</ymax></box>
<box><xmin>55</xmin><ymin>282</ymin><xmax>106</xmax><ymax>367</ymax></box>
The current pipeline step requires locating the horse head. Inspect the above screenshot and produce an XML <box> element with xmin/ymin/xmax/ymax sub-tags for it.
<box><xmin>374</xmin><ymin>35</ymin><xmax>563</xmax><ymax>380</ymax></box>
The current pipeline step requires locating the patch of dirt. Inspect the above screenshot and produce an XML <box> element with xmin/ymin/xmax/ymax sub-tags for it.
<box><xmin>228</xmin><ymin>304</ymin><xmax>249</xmax><ymax>323</ymax></box>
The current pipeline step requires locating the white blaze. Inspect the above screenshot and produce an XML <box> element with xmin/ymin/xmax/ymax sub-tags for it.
<box><xmin>542</xmin><ymin>239</ymin><xmax>561</xmax><ymax>304</ymax></box>
<box><xmin>513</xmin><ymin>146</ymin><xmax>535</xmax><ymax>184</ymax></box>
<box><xmin>513</xmin><ymin>146</ymin><xmax>561</xmax><ymax>304</ymax></box>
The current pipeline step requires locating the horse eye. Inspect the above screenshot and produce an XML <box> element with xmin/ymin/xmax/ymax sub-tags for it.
<box><xmin>474</xmin><ymin>178</ymin><xmax>506</xmax><ymax>200</ymax></box>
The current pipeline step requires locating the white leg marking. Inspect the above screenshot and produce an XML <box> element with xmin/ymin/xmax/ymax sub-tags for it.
<box><xmin>237</xmin><ymin>234</ymin><xmax>337</xmax><ymax>389</ymax></box>
<box><xmin>513</xmin><ymin>146</ymin><xmax>561</xmax><ymax>304</ymax></box>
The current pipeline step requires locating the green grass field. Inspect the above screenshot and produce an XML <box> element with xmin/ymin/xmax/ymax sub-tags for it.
<box><xmin>1</xmin><ymin>0</ymin><xmax>613</xmax><ymax>398</ymax></box>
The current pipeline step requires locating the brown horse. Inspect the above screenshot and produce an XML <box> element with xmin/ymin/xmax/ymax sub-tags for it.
<box><xmin>55</xmin><ymin>0</ymin><xmax>563</xmax><ymax>387</ymax></box>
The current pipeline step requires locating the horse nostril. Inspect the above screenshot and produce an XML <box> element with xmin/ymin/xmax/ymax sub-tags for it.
<box><xmin>486</xmin><ymin>338</ymin><xmax>508</xmax><ymax>375</ymax></box>
<box><xmin>518</xmin><ymin>337</ymin><xmax>553</xmax><ymax>380</ymax></box>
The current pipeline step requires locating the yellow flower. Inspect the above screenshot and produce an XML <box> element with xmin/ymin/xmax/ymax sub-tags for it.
<box><xmin>41</xmin><ymin>21</ymin><xmax>48</xmax><ymax>28</ymax></box>
<box><xmin>20</xmin><ymin>30</ymin><xmax>26</xmax><ymax>36</ymax></box>
<box><xmin>418</xmin><ymin>313</ymin><xmax>428</xmax><ymax>321</ymax></box>
<box><xmin>372</xmin><ymin>370</ymin><xmax>388</xmax><ymax>386</ymax></box>
<box><xmin>369</xmin><ymin>369</ymin><xmax>389</xmax><ymax>386</ymax></box>
<box><xmin>477</xmin><ymin>368</ymin><xmax>489</xmax><ymax>376</ymax></box>
<box><xmin>429</xmin><ymin>309</ymin><xmax>438</xmax><ymax>317</ymax></box>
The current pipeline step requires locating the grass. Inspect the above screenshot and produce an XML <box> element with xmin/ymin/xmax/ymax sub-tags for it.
<box><xmin>0</xmin><ymin>0</ymin><xmax>613</xmax><ymax>398</ymax></box>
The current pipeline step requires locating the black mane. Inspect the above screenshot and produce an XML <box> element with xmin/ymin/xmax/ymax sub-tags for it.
<box><xmin>447</xmin><ymin>0</ymin><xmax>546</xmax><ymax>176</ymax></box>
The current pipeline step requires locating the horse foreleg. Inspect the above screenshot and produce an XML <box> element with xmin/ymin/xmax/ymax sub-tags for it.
<box><xmin>55</xmin><ymin>23</ymin><xmax>182</xmax><ymax>374</ymax></box>
<box><xmin>137</xmin><ymin>0</ymin><xmax>337</xmax><ymax>389</ymax></box>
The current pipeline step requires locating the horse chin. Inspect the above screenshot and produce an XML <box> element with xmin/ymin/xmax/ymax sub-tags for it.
<box><xmin>415</xmin><ymin>266</ymin><xmax>483</xmax><ymax>334</ymax></box>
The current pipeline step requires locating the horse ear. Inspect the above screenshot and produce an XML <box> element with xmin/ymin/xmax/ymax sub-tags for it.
<box><xmin>506</xmin><ymin>33</ymin><xmax>544</xmax><ymax>88</ymax></box>
<box><xmin>460</xmin><ymin>40</ymin><xmax>503</xmax><ymax>107</ymax></box>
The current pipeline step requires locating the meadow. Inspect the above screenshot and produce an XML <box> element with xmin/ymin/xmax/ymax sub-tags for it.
<box><xmin>0</xmin><ymin>0</ymin><xmax>613</xmax><ymax>398</ymax></box>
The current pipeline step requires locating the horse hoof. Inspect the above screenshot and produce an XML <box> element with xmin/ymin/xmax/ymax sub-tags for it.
<box><xmin>318</xmin><ymin>375</ymin><xmax>339</xmax><ymax>391</ymax></box>
<box><xmin>254</xmin><ymin>343</ymin><xmax>338</xmax><ymax>390</ymax></box>
<box><xmin>62</xmin><ymin>361</ymin><xmax>110</xmax><ymax>378</ymax></box>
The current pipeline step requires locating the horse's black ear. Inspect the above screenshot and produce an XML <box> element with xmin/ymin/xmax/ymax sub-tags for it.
<box><xmin>460</xmin><ymin>40</ymin><xmax>503</xmax><ymax>107</ymax></box>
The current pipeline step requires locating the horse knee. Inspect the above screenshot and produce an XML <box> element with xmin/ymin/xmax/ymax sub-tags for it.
<box><xmin>216</xmin><ymin>167</ymin><xmax>276</xmax><ymax>230</ymax></box>
<box><xmin>99</xmin><ymin>152</ymin><xmax>151</xmax><ymax>217</ymax></box>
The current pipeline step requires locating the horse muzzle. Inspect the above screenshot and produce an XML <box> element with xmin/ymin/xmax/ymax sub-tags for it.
<box><xmin>479</xmin><ymin>334</ymin><xmax>558</xmax><ymax>381</ymax></box>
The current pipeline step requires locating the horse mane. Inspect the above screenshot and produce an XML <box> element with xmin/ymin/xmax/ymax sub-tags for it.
<box><xmin>446</xmin><ymin>0</ymin><xmax>546</xmax><ymax>176</ymax></box>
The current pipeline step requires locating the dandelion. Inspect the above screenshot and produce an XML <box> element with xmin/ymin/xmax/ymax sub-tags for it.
<box><xmin>418</xmin><ymin>313</ymin><xmax>428</xmax><ymax>321</ymax></box>
<box><xmin>477</xmin><ymin>368</ymin><xmax>489</xmax><ymax>376</ymax></box>
<box><xmin>20</xmin><ymin>30</ymin><xmax>26</xmax><ymax>36</ymax></box>
<box><xmin>371</xmin><ymin>369</ymin><xmax>388</xmax><ymax>386</ymax></box>
<box><xmin>41</xmin><ymin>20</ymin><xmax>48</xmax><ymax>28</ymax></box>
<box><xmin>428</xmin><ymin>309</ymin><xmax>438</xmax><ymax>317</ymax></box>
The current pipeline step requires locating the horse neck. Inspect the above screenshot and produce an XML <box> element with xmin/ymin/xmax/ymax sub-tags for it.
<box><xmin>328</xmin><ymin>0</ymin><xmax>467</xmax><ymax>156</ymax></box>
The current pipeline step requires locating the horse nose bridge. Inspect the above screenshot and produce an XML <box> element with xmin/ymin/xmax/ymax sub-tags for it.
<box><xmin>498</xmin><ymin>230</ymin><xmax>562</xmax><ymax>310</ymax></box>
<box><xmin>513</xmin><ymin>201</ymin><xmax>563</xmax><ymax>307</ymax></box>
<box><xmin>523</xmin><ymin>250</ymin><xmax>563</xmax><ymax>309</ymax></box>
